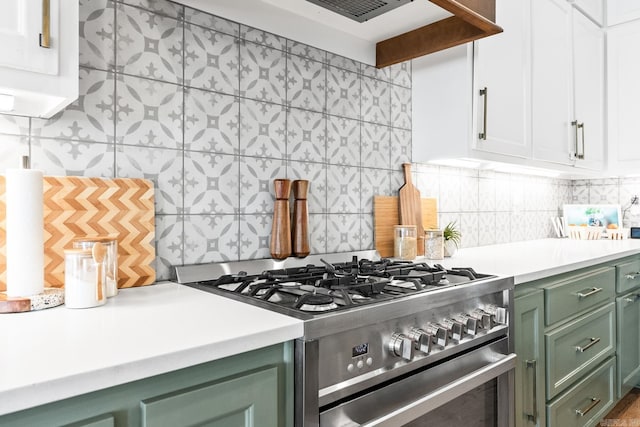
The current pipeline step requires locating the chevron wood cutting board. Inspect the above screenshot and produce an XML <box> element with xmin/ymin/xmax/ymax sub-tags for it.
<box><xmin>0</xmin><ymin>176</ymin><xmax>156</xmax><ymax>291</ymax></box>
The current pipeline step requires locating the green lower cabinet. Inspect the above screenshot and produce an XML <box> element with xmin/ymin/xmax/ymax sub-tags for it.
<box><xmin>515</xmin><ymin>289</ymin><xmax>546</xmax><ymax>427</ymax></box>
<box><xmin>617</xmin><ymin>290</ymin><xmax>640</xmax><ymax>398</ymax></box>
<box><xmin>141</xmin><ymin>366</ymin><xmax>279</xmax><ymax>427</ymax></box>
<box><xmin>546</xmin><ymin>357</ymin><xmax>616</xmax><ymax>427</ymax></box>
<box><xmin>0</xmin><ymin>343</ymin><xmax>293</xmax><ymax>427</ymax></box>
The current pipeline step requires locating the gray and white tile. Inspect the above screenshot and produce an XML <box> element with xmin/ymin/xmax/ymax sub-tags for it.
<box><xmin>31</xmin><ymin>138</ymin><xmax>114</xmax><ymax>177</ymax></box>
<box><xmin>240</xmin><ymin>214</ymin><xmax>272</xmax><ymax>259</ymax></box>
<box><xmin>460</xmin><ymin>175</ymin><xmax>479</xmax><ymax>212</ymax></box>
<box><xmin>184</xmin><ymin>23</ymin><xmax>239</xmax><ymax>94</ymax></box>
<box><xmin>479</xmin><ymin>213</ymin><xmax>496</xmax><ymax>246</ymax></box>
<box><xmin>391</xmin><ymin>85</ymin><xmax>411</xmax><ymax>130</ymax></box>
<box><xmin>155</xmin><ymin>214</ymin><xmax>183</xmax><ymax>280</ymax></box>
<box><xmin>287</xmin><ymin>108</ymin><xmax>326</xmax><ymax>163</ymax></box>
<box><xmin>184</xmin><ymin>151</ymin><xmax>239</xmax><ymax>214</ymax></box>
<box><xmin>362</xmin><ymin>63</ymin><xmax>389</xmax><ymax>82</ymax></box>
<box><xmin>115</xmin><ymin>75</ymin><xmax>183</xmax><ymax>149</ymax></box>
<box><xmin>120</xmin><ymin>0</ymin><xmax>184</xmax><ymax>19</ymax></box>
<box><xmin>388</xmin><ymin>62</ymin><xmax>411</xmax><ymax>88</ymax></box>
<box><xmin>479</xmin><ymin>178</ymin><xmax>496</xmax><ymax>212</ymax></box>
<box><xmin>287</xmin><ymin>41</ymin><xmax>326</xmax><ymax>63</ymax></box>
<box><xmin>361</xmin><ymin>168</ymin><xmax>392</xmax><ymax>213</ymax></box>
<box><xmin>327</xmin><ymin>67</ymin><xmax>360</xmax><ymax>120</ymax></box>
<box><xmin>32</xmin><ymin>68</ymin><xmax>115</xmax><ymax>143</ymax></box>
<box><xmin>571</xmin><ymin>184</ymin><xmax>589</xmax><ymax>204</ymax></box>
<box><xmin>359</xmin><ymin>214</ymin><xmax>374</xmax><ymax>250</ymax></box>
<box><xmin>0</xmin><ymin>114</ymin><xmax>29</xmax><ymax>136</ymax></box>
<box><xmin>287</xmin><ymin>55</ymin><xmax>326</xmax><ymax>112</ymax></box>
<box><xmin>240</xmin><ymin>42</ymin><xmax>286</xmax><ymax>104</ymax></box>
<box><xmin>309</xmin><ymin>213</ymin><xmax>327</xmax><ymax>254</ymax></box>
<box><xmin>589</xmin><ymin>185</ymin><xmax>619</xmax><ymax>204</ymax></box>
<box><xmin>240</xmin><ymin>25</ymin><xmax>285</xmax><ymax>50</ymax></box>
<box><xmin>184</xmin><ymin>88</ymin><xmax>239</xmax><ymax>154</ymax></box>
<box><xmin>328</xmin><ymin>53</ymin><xmax>359</xmax><ymax>73</ymax></box>
<box><xmin>289</xmin><ymin>161</ymin><xmax>327</xmax><ymax>214</ymax></box>
<box><xmin>327</xmin><ymin>214</ymin><xmax>360</xmax><ymax>253</ymax></box>
<box><xmin>460</xmin><ymin>213</ymin><xmax>479</xmax><ymax>248</ymax></box>
<box><xmin>239</xmin><ymin>99</ymin><xmax>286</xmax><ymax>158</ymax></box>
<box><xmin>327</xmin><ymin>165</ymin><xmax>360</xmax><ymax>213</ymax></box>
<box><xmin>79</xmin><ymin>0</ymin><xmax>115</xmax><ymax>70</ymax></box>
<box><xmin>327</xmin><ymin>116</ymin><xmax>360</xmax><ymax>167</ymax></box>
<box><xmin>116</xmin><ymin>145</ymin><xmax>183</xmax><ymax>214</ymax></box>
<box><xmin>184</xmin><ymin>7</ymin><xmax>240</xmax><ymax>36</ymax></box>
<box><xmin>239</xmin><ymin>156</ymin><xmax>286</xmax><ymax>214</ymax></box>
<box><xmin>362</xmin><ymin>76</ymin><xmax>390</xmax><ymax>126</ymax></box>
<box><xmin>184</xmin><ymin>214</ymin><xmax>240</xmax><ymax>263</ymax></box>
<box><xmin>361</xmin><ymin>122</ymin><xmax>390</xmax><ymax>169</ymax></box>
<box><xmin>0</xmin><ymin>135</ymin><xmax>29</xmax><ymax>174</ymax></box>
<box><xmin>495</xmin><ymin>212</ymin><xmax>510</xmax><ymax>243</ymax></box>
<box><xmin>390</xmin><ymin>128</ymin><xmax>411</xmax><ymax>166</ymax></box>
<box><xmin>116</xmin><ymin>3</ymin><xmax>183</xmax><ymax>83</ymax></box>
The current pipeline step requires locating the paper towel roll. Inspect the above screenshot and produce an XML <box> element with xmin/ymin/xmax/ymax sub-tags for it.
<box><xmin>6</xmin><ymin>166</ymin><xmax>44</xmax><ymax>297</ymax></box>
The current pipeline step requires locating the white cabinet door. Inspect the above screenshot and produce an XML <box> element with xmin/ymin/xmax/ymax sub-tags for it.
<box><xmin>573</xmin><ymin>0</ymin><xmax>603</xmax><ymax>25</ymax></box>
<box><xmin>608</xmin><ymin>20</ymin><xmax>640</xmax><ymax>173</ymax></box>
<box><xmin>0</xmin><ymin>0</ymin><xmax>59</xmax><ymax>75</ymax></box>
<box><xmin>572</xmin><ymin>8</ymin><xmax>604</xmax><ymax>170</ymax></box>
<box><xmin>473</xmin><ymin>0</ymin><xmax>530</xmax><ymax>158</ymax></box>
<box><xmin>531</xmin><ymin>0</ymin><xmax>573</xmax><ymax>166</ymax></box>
<box><xmin>608</xmin><ymin>0</ymin><xmax>640</xmax><ymax>26</ymax></box>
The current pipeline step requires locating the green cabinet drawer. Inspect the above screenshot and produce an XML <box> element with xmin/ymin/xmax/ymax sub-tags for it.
<box><xmin>617</xmin><ymin>291</ymin><xmax>640</xmax><ymax>399</ymax></box>
<box><xmin>64</xmin><ymin>414</ymin><xmax>115</xmax><ymax>427</ymax></box>
<box><xmin>141</xmin><ymin>366</ymin><xmax>279</xmax><ymax>427</ymax></box>
<box><xmin>546</xmin><ymin>357</ymin><xmax>615</xmax><ymax>427</ymax></box>
<box><xmin>544</xmin><ymin>267</ymin><xmax>614</xmax><ymax>326</ymax></box>
<box><xmin>616</xmin><ymin>259</ymin><xmax>640</xmax><ymax>294</ymax></box>
<box><xmin>545</xmin><ymin>303</ymin><xmax>615</xmax><ymax>399</ymax></box>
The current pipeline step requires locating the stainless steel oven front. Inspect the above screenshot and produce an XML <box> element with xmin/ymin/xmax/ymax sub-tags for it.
<box><xmin>294</xmin><ymin>276</ymin><xmax>516</xmax><ymax>427</ymax></box>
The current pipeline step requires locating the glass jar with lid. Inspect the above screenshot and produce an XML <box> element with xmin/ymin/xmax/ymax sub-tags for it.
<box><xmin>394</xmin><ymin>225</ymin><xmax>417</xmax><ymax>260</ymax></box>
<box><xmin>64</xmin><ymin>248</ymin><xmax>106</xmax><ymax>309</ymax></box>
<box><xmin>424</xmin><ymin>229</ymin><xmax>444</xmax><ymax>260</ymax></box>
<box><xmin>72</xmin><ymin>237</ymin><xmax>118</xmax><ymax>297</ymax></box>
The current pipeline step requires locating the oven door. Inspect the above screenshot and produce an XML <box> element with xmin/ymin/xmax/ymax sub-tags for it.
<box><xmin>320</xmin><ymin>338</ymin><xmax>516</xmax><ymax>427</ymax></box>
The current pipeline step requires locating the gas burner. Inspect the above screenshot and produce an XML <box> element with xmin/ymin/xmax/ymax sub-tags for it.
<box><xmin>295</xmin><ymin>293</ymin><xmax>338</xmax><ymax>312</ymax></box>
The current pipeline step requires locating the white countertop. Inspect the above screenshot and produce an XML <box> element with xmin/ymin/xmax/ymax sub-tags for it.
<box><xmin>0</xmin><ymin>282</ymin><xmax>303</xmax><ymax>416</ymax></box>
<box><xmin>3</xmin><ymin>238</ymin><xmax>640</xmax><ymax>416</ymax></box>
<box><xmin>434</xmin><ymin>238</ymin><xmax>640</xmax><ymax>284</ymax></box>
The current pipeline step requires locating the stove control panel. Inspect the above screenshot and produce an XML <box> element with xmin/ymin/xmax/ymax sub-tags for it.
<box><xmin>388</xmin><ymin>332</ymin><xmax>414</xmax><ymax>360</ymax></box>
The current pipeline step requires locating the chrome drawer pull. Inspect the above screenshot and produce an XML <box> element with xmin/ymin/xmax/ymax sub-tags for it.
<box><xmin>575</xmin><ymin>337</ymin><xmax>600</xmax><ymax>353</ymax></box>
<box><xmin>577</xmin><ymin>287</ymin><xmax>602</xmax><ymax>298</ymax></box>
<box><xmin>575</xmin><ymin>397</ymin><xmax>601</xmax><ymax>417</ymax></box>
<box><xmin>626</xmin><ymin>272</ymin><xmax>640</xmax><ymax>280</ymax></box>
<box><xmin>625</xmin><ymin>294</ymin><xmax>640</xmax><ymax>304</ymax></box>
<box><xmin>525</xmin><ymin>360</ymin><xmax>537</xmax><ymax>423</ymax></box>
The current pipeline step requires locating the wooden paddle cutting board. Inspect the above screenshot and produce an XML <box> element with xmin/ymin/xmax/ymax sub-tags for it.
<box><xmin>374</xmin><ymin>196</ymin><xmax>438</xmax><ymax>258</ymax></box>
<box><xmin>398</xmin><ymin>163</ymin><xmax>424</xmax><ymax>255</ymax></box>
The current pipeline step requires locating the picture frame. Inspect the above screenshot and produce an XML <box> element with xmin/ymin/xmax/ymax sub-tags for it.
<box><xmin>562</xmin><ymin>204</ymin><xmax>622</xmax><ymax>230</ymax></box>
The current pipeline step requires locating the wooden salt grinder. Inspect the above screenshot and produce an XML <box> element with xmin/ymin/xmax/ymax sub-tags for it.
<box><xmin>292</xmin><ymin>180</ymin><xmax>310</xmax><ymax>258</ymax></box>
<box><xmin>270</xmin><ymin>179</ymin><xmax>292</xmax><ymax>260</ymax></box>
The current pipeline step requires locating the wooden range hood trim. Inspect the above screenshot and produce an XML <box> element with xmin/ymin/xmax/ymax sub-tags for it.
<box><xmin>376</xmin><ymin>0</ymin><xmax>503</xmax><ymax>68</ymax></box>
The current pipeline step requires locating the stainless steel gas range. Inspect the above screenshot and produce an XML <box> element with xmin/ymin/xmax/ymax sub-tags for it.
<box><xmin>175</xmin><ymin>251</ymin><xmax>516</xmax><ymax>427</ymax></box>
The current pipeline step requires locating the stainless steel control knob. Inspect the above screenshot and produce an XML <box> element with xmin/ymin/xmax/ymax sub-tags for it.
<box><xmin>408</xmin><ymin>327</ymin><xmax>432</xmax><ymax>354</ymax></box>
<box><xmin>388</xmin><ymin>333</ymin><xmax>414</xmax><ymax>360</ymax></box>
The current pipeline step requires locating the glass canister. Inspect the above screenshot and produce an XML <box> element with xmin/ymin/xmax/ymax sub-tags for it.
<box><xmin>394</xmin><ymin>225</ymin><xmax>417</xmax><ymax>260</ymax></box>
<box><xmin>424</xmin><ymin>229</ymin><xmax>444</xmax><ymax>260</ymax></box>
<box><xmin>73</xmin><ymin>237</ymin><xmax>118</xmax><ymax>297</ymax></box>
<box><xmin>64</xmin><ymin>248</ymin><xmax>106</xmax><ymax>309</ymax></box>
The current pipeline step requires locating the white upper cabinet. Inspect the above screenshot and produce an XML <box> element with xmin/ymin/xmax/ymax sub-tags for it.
<box><xmin>0</xmin><ymin>0</ymin><xmax>78</xmax><ymax>118</ymax></box>
<box><xmin>607</xmin><ymin>20</ymin><xmax>640</xmax><ymax>174</ymax></box>
<box><xmin>573</xmin><ymin>0</ymin><xmax>604</xmax><ymax>25</ymax></box>
<box><xmin>531</xmin><ymin>1</ymin><xmax>604</xmax><ymax>170</ymax></box>
<box><xmin>412</xmin><ymin>0</ymin><xmax>531</xmax><ymax>164</ymax></box>
<box><xmin>607</xmin><ymin>0</ymin><xmax>640</xmax><ymax>26</ymax></box>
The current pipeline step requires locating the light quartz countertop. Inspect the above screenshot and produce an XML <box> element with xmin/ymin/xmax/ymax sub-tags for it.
<box><xmin>3</xmin><ymin>238</ymin><xmax>640</xmax><ymax>416</ymax></box>
<box><xmin>433</xmin><ymin>238</ymin><xmax>640</xmax><ymax>284</ymax></box>
<box><xmin>0</xmin><ymin>282</ymin><xmax>303</xmax><ymax>416</ymax></box>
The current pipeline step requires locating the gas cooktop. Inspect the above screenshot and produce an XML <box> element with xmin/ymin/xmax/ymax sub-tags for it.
<box><xmin>174</xmin><ymin>251</ymin><xmax>494</xmax><ymax>318</ymax></box>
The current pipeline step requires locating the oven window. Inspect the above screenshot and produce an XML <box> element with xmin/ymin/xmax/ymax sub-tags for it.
<box><xmin>404</xmin><ymin>380</ymin><xmax>497</xmax><ymax>427</ymax></box>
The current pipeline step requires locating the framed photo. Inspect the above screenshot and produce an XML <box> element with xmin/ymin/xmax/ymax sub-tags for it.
<box><xmin>563</xmin><ymin>204</ymin><xmax>622</xmax><ymax>229</ymax></box>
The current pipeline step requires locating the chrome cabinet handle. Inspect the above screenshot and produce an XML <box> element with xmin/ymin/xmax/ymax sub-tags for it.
<box><xmin>40</xmin><ymin>0</ymin><xmax>51</xmax><ymax>48</ymax></box>
<box><xmin>577</xmin><ymin>122</ymin><xmax>585</xmax><ymax>159</ymax></box>
<box><xmin>479</xmin><ymin>87</ymin><xmax>488</xmax><ymax>140</ymax></box>
<box><xmin>625</xmin><ymin>272</ymin><xmax>640</xmax><ymax>280</ymax></box>
<box><xmin>575</xmin><ymin>397</ymin><xmax>601</xmax><ymax>417</ymax></box>
<box><xmin>575</xmin><ymin>337</ymin><xmax>600</xmax><ymax>353</ymax></box>
<box><xmin>577</xmin><ymin>287</ymin><xmax>602</xmax><ymax>298</ymax></box>
<box><xmin>572</xmin><ymin>120</ymin><xmax>579</xmax><ymax>159</ymax></box>
<box><xmin>625</xmin><ymin>294</ymin><xmax>640</xmax><ymax>304</ymax></box>
<box><xmin>525</xmin><ymin>360</ymin><xmax>538</xmax><ymax>423</ymax></box>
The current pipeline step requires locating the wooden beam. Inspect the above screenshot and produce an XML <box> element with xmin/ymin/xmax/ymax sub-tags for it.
<box><xmin>375</xmin><ymin>0</ymin><xmax>503</xmax><ymax>68</ymax></box>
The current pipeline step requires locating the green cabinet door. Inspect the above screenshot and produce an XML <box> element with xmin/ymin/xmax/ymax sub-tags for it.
<box><xmin>617</xmin><ymin>290</ymin><xmax>640</xmax><ymax>398</ymax></box>
<box><xmin>64</xmin><ymin>414</ymin><xmax>115</xmax><ymax>427</ymax></box>
<box><xmin>141</xmin><ymin>366</ymin><xmax>279</xmax><ymax>427</ymax></box>
<box><xmin>515</xmin><ymin>289</ymin><xmax>546</xmax><ymax>427</ymax></box>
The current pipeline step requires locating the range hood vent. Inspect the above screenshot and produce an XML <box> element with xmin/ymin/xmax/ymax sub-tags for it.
<box><xmin>305</xmin><ymin>0</ymin><xmax>413</xmax><ymax>23</ymax></box>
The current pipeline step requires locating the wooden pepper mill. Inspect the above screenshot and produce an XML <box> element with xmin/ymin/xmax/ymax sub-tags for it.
<box><xmin>270</xmin><ymin>179</ymin><xmax>292</xmax><ymax>260</ymax></box>
<box><xmin>292</xmin><ymin>180</ymin><xmax>310</xmax><ymax>258</ymax></box>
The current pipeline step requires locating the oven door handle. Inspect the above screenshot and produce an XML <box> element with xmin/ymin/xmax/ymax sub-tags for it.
<box><xmin>358</xmin><ymin>352</ymin><xmax>517</xmax><ymax>427</ymax></box>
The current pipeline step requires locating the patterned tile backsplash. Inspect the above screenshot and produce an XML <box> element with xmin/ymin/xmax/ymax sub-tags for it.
<box><xmin>0</xmin><ymin>0</ymin><xmax>624</xmax><ymax>282</ymax></box>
